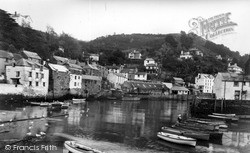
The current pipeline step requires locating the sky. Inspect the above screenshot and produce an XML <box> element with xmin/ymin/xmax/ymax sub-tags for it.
<box><xmin>0</xmin><ymin>0</ymin><xmax>250</xmax><ymax>55</ymax></box>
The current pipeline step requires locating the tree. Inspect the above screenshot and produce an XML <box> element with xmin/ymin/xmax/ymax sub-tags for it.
<box><xmin>180</xmin><ymin>31</ymin><xmax>193</xmax><ymax>49</ymax></box>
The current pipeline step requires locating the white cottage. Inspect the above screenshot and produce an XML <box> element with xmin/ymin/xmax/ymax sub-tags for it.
<box><xmin>5</xmin><ymin>58</ymin><xmax>49</xmax><ymax>96</ymax></box>
<box><xmin>213</xmin><ymin>72</ymin><xmax>250</xmax><ymax>100</ymax></box>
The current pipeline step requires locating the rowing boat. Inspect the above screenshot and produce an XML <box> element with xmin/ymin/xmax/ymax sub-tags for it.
<box><xmin>157</xmin><ymin>132</ymin><xmax>196</xmax><ymax>147</ymax></box>
<box><xmin>64</xmin><ymin>141</ymin><xmax>104</xmax><ymax>153</ymax></box>
<box><xmin>161</xmin><ymin>127</ymin><xmax>210</xmax><ymax>141</ymax></box>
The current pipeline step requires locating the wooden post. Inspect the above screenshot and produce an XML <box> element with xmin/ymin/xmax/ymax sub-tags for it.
<box><xmin>214</xmin><ymin>99</ymin><xmax>217</xmax><ymax>112</ymax></box>
<box><xmin>221</xmin><ymin>99</ymin><xmax>224</xmax><ymax>113</ymax></box>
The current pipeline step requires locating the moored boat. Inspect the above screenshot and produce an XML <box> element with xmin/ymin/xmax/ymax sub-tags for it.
<box><xmin>161</xmin><ymin>127</ymin><xmax>210</xmax><ymax>141</ymax></box>
<box><xmin>173</xmin><ymin>124</ymin><xmax>223</xmax><ymax>140</ymax></box>
<box><xmin>29</xmin><ymin>102</ymin><xmax>41</xmax><ymax>106</ymax></box>
<box><xmin>72</xmin><ymin>98</ymin><xmax>86</xmax><ymax>104</ymax></box>
<box><xmin>40</xmin><ymin>102</ymin><xmax>50</xmax><ymax>107</ymax></box>
<box><xmin>121</xmin><ymin>96</ymin><xmax>140</xmax><ymax>101</ymax></box>
<box><xmin>157</xmin><ymin>132</ymin><xmax>196</xmax><ymax>147</ymax></box>
<box><xmin>61</xmin><ymin>102</ymin><xmax>70</xmax><ymax>109</ymax></box>
<box><xmin>208</xmin><ymin>114</ymin><xmax>239</xmax><ymax>122</ymax></box>
<box><xmin>186</xmin><ymin>118</ymin><xmax>228</xmax><ymax>129</ymax></box>
<box><xmin>212</xmin><ymin>113</ymin><xmax>236</xmax><ymax>117</ymax></box>
<box><xmin>64</xmin><ymin>141</ymin><xmax>104</xmax><ymax>153</ymax></box>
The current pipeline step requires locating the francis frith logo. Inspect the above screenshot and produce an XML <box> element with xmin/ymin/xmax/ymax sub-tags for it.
<box><xmin>188</xmin><ymin>12</ymin><xmax>237</xmax><ymax>40</ymax></box>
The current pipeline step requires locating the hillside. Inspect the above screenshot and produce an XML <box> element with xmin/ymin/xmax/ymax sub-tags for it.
<box><xmin>0</xmin><ymin>8</ymin><xmax>248</xmax><ymax>83</ymax></box>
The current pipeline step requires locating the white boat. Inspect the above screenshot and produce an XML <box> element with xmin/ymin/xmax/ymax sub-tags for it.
<box><xmin>157</xmin><ymin>132</ymin><xmax>196</xmax><ymax>147</ymax></box>
<box><xmin>72</xmin><ymin>98</ymin><xmax>86</xmax><ymax>104</ymax></box>
<box><xmin>40</xmin><ymin>102</ymin><xmax>50</xmax><ymax>107</ymax></box>
<box><xmin>64</xmin><ymin>141</ymin><xmax>104</xmax><ymax>153</ymax></box>
<box><xmin>61</xmin><ymin>103</ymin><xmax>70</xmax><ymax>109</ymax></box>
<box><xmin>212</xmin><ymin>113</ymin><xmax>236</xmax><ymax>117</ymax></box>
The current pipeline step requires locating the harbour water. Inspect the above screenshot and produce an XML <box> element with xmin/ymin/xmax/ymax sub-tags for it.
<box><xmin>0</xmin><ymin>99</ymin><xmax>250</xmax><ymax>153</ymax></box>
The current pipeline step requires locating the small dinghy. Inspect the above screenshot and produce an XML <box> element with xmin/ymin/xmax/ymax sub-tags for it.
<box><xmin>64</xmin><ymin>141</ymin><xmax>104</xmax><ymax>153</ymax></box>
<box><xmin>157</xmin><ymin>132</ymin><xmax>196</xmax><ymax>147</ymax></box>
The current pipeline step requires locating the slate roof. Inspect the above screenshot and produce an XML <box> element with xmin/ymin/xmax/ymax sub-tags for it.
<box><xmin>0</xmin><ymin>50</ymin><xmax>13</xmax><ymax>59</ymax></box>
<box><xmin>53</xmin><ymin>56</ymin><xmax>69</xmax><ymax>63</ymax></box>
<box><xmin>48</xmin><ymin>63</ymin><xmax>68</xmax><ymax>72</ymax></box>
<box><xmin>125</xmin><ymin>81</ymin><xmax>167</xmax><ymax>90</ymax></box>
<box><xmin>14</xmin><ymin>58</ymin><xmax>47</xmax><ymax>69</ymax></box>
<box><xmin>171</xmin><ymin>86</ymin><xmax>189</xmax><ymax>91</ymax></box>
<box><xmin>219</xmin><ymin>72</ymin><xmax>250</xmax><ymax>81</ymax></box>
<box><xmin>23</xmin><ymin>50</ymin><xmax>41</xmax><ymax>60</ymax></box>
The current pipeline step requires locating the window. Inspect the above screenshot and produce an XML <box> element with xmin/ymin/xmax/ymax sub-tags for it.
<box><xmin>78</xmin><ymin>76</ymin><xmax>80</xmax><ymax>79</ymax></box>
<box><xmin>16</xmin><ymin>71</ymin><xmax>20</xmax><ymax>77</ymax></box>
<box><xmin>235</xmin><ymin>90</ymin><xmax>240</xmax><ymax>100</ymax></box>
<box><xmin>5</xmin><ymin>58</ymin><xmax>8</xmax><ymax>62</ymax></box>
<box><xmin>234</xmin><ymin>82</ymin><xmax>239</xmax><ymax>87</ymax></box>
<box><xmin>75</xmin><ymin>76</ymin><xmax>77</xmax><ymax>79</ymax></box>
<box><xmin>29</xmin><ymin>72</ymin><xmax>32</xmax><ymax>77</ymax></box>
<box><xmin>36</xmin><ymin>82</ymin><xmax>39</xmax><ymax>86</ymax></box>
<box><xmin>243</xmin><ymin>82</ymin><xmax>246</xmax><ymax>86</ymax></box>
<box><xmin>36</xmin><ymin>72</ymin><xmax>39</xmax><ymax>78</ymax></box>
<box><xmin>74</xmin><ymin>82</ymin><xmax>76</xmax><ymax>86</ymax></box>
<box><xmin>41</xmin><ymin>73</ymin><xmax>44</xmax><ymax>79</ymax></box>
<box><xmin>43</xmin><ymin>82</ymin><xmax>45</xmax><ymax>87</ymax></box>
<box><xmin>29</xmin><ymin>81</ymin><xmax>32</xmax><ymax>86</ymax></box>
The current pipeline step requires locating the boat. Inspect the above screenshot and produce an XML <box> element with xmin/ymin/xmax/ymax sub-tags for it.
<box><xmin>175</xmin><ymin>121</ymin><xmax>217</xmax><ymax>131</ymax></box>
<box><xmin>29</xmin><ymin>102</ymin><xmax>41</xmax><ymax>106</ymax></box>
<box><xmin>186</xmin><ymin>118</ymin><xmax>228</xmax><ymax>129</ymax></box>
<box><xmin>121</xmin><ymin>96</ymin><xmax>140</xmax><ymax>101</ymax></box>
<box><xmin>173</xmin><ymin>124</ymin><xmax>223</xmax><ymax>140</ymax></box>
<box><xmin>212</xmin><ymin>113</ymin><xmax>236</xmax><ymax>117</ymax></box>
<box><xmin>64</xmin><ymin>141</ymin><xmax>104</xmax><ymax>153</ymax></box>
<box><xmin>161</xmin><ymin>127</ymin><xmax>210</xmax><ymax>141</ymax></box>
<box><xmin>208</xmin><ymin>114</ymin><xmax>239</xmax><ymax>122</ymax></box>
<box><xmin>107</xmin><ymin>96</ymin><xmax>117</xmax><ymax>100</ymax></box>
<box><xmin>40</xmin><ymin>102</ymin><xmax>50</xmax><ymax>107</ymax></box>
<box><xmin>157</xmin><ymin>132</ymin><xmax>196</xmax><ymax>147</ymax></box>
<box><xmin>72</xmin><ymin>98</ymin><xmax>86</xmax><ymax>104</ymax></box>
<box><xmin>61</xmin><ymin>103</ymin><xmax>70</xmax><ymax>109</ymax></box>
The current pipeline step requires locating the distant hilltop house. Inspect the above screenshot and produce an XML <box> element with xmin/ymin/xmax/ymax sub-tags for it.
<box><xmin>227</xmin><ymin>63</ymin><xmax>243</xmax><ymax>74</ymax></box>
<box><xmin>216</xmin><ymin>55</ymin><xmax>222</xmax><ymax>60</ymax></box>
<box><xmin>195</xmin><ymin>73</ymin><xmax>214</xmax><ymax>93</ymax></box>
<box><xmin>189</xmin><ymin>48</ymin><xmax>203</xmax><ymax>57</ymax></box>
<box><xmin>144</xmin><ymin>58</ymin><xmax>158</xmax><ymax>74</ymax></box>
<box><xmin>10</xmin><ymin>11</ymin><xmax>32</xmax><ymax>27</ymax></box>
<box><xmin>106</xmin><ymin>64</ymin><xmax>122</xmax><ymax>74</ymax></box>
<box><xmin>89</xmin><ymin>53</ymin><xmax>99</xmax><ymax>64</ymax></box>
<box><xmin>179</xmin><ymin>51</ymin><xmax>193</xmax><ymax>60</ymax></box>
<box><xmin>128</xmin><ymin>50</ymin><xmax>142</xmax><ymax>59</ymax></box>
<box><xmin>213</xmin><ymin>72</ymin><xmax>250</xmax><ymax>100</ymax></box>
<box><xmin>179</xmin><ymin>48</ymin><xmax>204</xmax><ymax>60</ymax></box>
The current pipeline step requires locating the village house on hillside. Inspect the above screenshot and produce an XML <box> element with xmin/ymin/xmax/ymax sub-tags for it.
<box><xmin>107</xmin><ymin>72</ymin><xmax>127</xmax><ymax>89</ymax></box>
<box><xmin>189</xmin><ymin>48</ymin><xmax>204</xmax><ymax>57</ymax></box>
<box><xmin>195</xmin><ymin>73</ymin><xmax>214</xmax><ymax>93</ymax></box>
<box><xmin>179</xmin><ymin>51</ymin><xmax>193</xmax><ymax>60</ymax></box>
<box><xmin>5</xmin><ymin>58</ymin><xmax>49</xmax><ymax>97</ymax></box>
<box><xmin>128</xmin><ymin>50</ymin><xmax>142</xmax><ymax>59</ymax></box>
<box><xmin>0</xmin><ymin>50</ymin><xmax>14</xmax><ymax>80</ymax></box>
<box><xmin>227</xmin><ymin>63</ymin><xmax>243</xmax><ymax>74</ymax></box>
<box><xmin>144</xmin><ymin>58</ymin><xmax>158</xmax><ymax>74</ymax></box>
<box><xmin>213</xmin><ymin>72</ymin><xmax>250</xmax><ymax>100</ymax></box>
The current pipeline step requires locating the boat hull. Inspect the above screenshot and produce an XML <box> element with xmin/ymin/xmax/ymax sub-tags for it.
<box><xmin>64</xmin><ymin>141</ymin><xmax>103</xmax><ymax>153</ymax></box>
<box><xmin>162</xmin><ymin>127</ymin><xmax>209</xmax><ymax>141</ymax></box>
<box><xmin>157</xmin><ymin>132</ymin><xmax>196</xmax><ymax>147</ymax></box>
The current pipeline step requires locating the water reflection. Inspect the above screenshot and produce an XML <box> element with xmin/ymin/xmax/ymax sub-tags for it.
<box><xmin>0</xmin><ymin>100</ymin><xmax>250</xmax><ymax>153</ymax></box>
